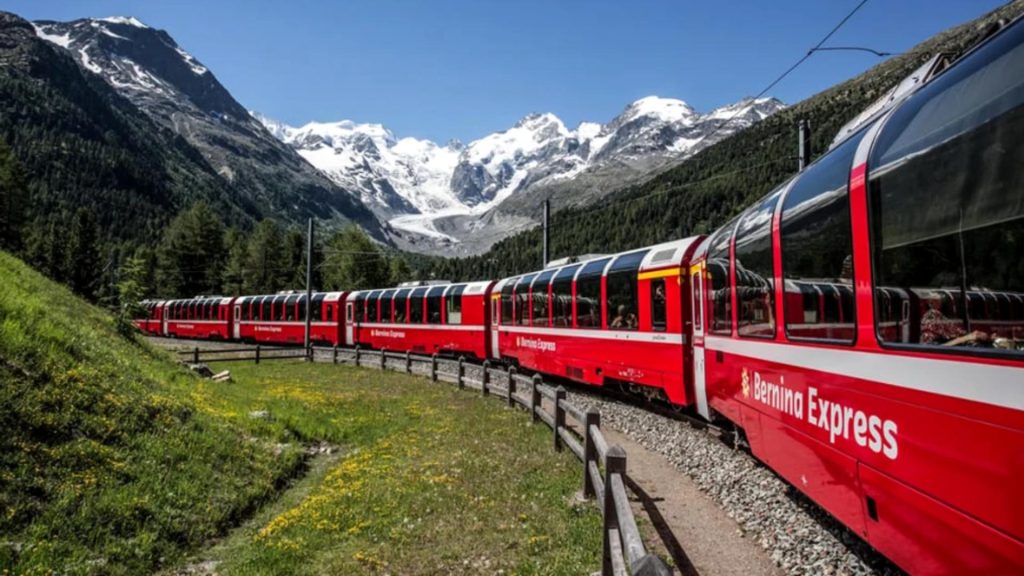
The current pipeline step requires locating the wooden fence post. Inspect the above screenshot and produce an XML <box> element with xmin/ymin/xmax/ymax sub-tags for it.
<box><xmin>583</xmin><ymin>410</ymin><xmax>601</xmax><ymax>499</ymax></box>
<box><xmin>333</xmin><ymin>345</ymin><xmax>338</xmax><ymax>364</ymax></box>
<box><xmin>431</xmin><ymin>353</ymin><xmax>438</xmax><ymax>382</ymax></box>
<box><xmin>531</xmin><ymin>374</ymin><xmax>542</xmax><ymax>424</ymax></box>
<box><xmin>457</xmin><ymin>356</ymin><xmax>465</xmax><ymax>389</ymax></box>
<box><xmin>481</xmin><ymin>360</ymin><xmax>490</xmax><ymax>396</ymax></box>
<box><xmin>354</xmin><ymin>345</ymin><xmax>361</xmax><ymax>367</ymax></box>
<box><xmin>553</xmin><ymin>386</ymin><xmax>566</xmax><ymax>452</ymax></box>
<box><xmin>405</xmin><ymin>351</ymin><xmax>412</xmax><ymax>374</ymax></box>
<box><xmin>507</xmin><ymin>366</ymin><xmax>517</xmax><ymax>408</ymax></box>
<box><xmin>255</xmin><ymin>345</ymin><xmax>261</xmax><ymax>365</ymax></box>
<box><xmin>380</xmin><ymin>348</ymin><xmax>387</xmax><ymax>370</ymax></box>
<box><xmin>602</xmin><ymin>446</ymin><xmax>627</xmax><ymax>576</ymax></box>
<box><xmin>193</xmin><ymin>346</ymin><xmax>199</xmax><ymax>364</ymax></box>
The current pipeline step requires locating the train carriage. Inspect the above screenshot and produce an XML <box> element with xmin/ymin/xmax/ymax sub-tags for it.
<box><xmin>345</xmin><ymin>281</ymin><xmax>494</xmax><ymax>359</ymax></box>
<box><xmin>234</xmin><ymin>291</ymin><xmax>346</xmax><ymax>346</ymax></box>
<box><xmin>492</xmin><ymin>238</ymin><xmax>702</xmax><ymax>405</ymax></box>
<box><xmin>163</xmin><ymin>296</ymin><xmax>234</xmax><ymax>339</ymax></box>
<box><xmin>688</xmin><ymin>18</ymin><xmax>1024</xmax><ymax>574</ymax></box>
<box><xmin>132</xmin><ymin>300</ymin><xmax>166</xmax><ymax>335</ymax></box>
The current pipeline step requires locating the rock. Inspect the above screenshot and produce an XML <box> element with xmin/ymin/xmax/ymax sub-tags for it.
<box><xmin>186</xmin><ymin>363</ymin><xmax>213</xmax><ymax>377</ymax></box>
<box><xmin>248</xmin><ymin>410</ymin><xmax>271</xmax><ymax>420</ymax></box>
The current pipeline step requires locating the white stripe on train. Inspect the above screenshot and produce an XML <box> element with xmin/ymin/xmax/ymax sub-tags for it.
<box><xmin>704</xmin><ymin>336</ymin><xmax>1023</xmax><ymax>411</ymax></box>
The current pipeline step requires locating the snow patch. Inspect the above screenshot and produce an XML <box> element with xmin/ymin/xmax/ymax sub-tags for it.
<box><xmin>96</xmin><ymin>16</ymin><xmax>148</xmax><ymax>28</ymax></box>
<box><xmin>77</xmin><ymin>47</ymin><xmax>102</xmax><ymax>73</ymax></box>
<box><xmin>174</xmin><ymin>46</ymin><xmax>208</xmax><ymax>75</ymax></box>
<box><xmin>32</xmin><ymin>24</ymin><xmax>72</xmax><ymax>48</ymax></box>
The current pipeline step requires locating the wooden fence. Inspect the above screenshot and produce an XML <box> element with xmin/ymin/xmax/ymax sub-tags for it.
<box><xmin>181</xmin><ymin>344</ymin><xmax>672</xmax><ymax>576</ymax></box>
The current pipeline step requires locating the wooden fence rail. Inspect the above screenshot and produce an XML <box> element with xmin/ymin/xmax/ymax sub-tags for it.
<box><xmin>184</xmin><ymin>344</ymin><xmax>671</xmax><ymax>575</ymax></box>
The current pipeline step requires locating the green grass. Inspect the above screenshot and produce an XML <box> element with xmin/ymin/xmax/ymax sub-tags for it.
<box><xmin>176</xmin><ymin>361</ymin><xmax>603</xmax><ymax>575</ymax></box>
<box><xmin>0</xmin><ymin>251</ymin><xmax>304</xmax><ymax>575</ymax></box>
<box><xmin>0</xmin><ymin>251</ymin><xmax>601</xmax><ymax>574</ymax></box>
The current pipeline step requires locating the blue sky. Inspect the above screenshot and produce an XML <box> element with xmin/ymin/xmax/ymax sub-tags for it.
<box><xmin>8</xmin><ymin>0</ymin><xmax>1006</xmax><ymax>143</ymax></box>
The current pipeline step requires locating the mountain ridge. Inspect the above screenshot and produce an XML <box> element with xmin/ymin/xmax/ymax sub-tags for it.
<box><xmin>257</xmin><ymin>94</ymin><xmax>784</xmax><ymax>254</ymax></box>
<box><xmin>31</xmin><ymin>15</ymin><xmax>385</xmax><ymax>238</ymax></box>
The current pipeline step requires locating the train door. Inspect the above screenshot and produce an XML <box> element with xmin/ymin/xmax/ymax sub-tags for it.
<box><xmin>345</xmin><ymin>302</ymin><xmax>355</xmax><ymax>346</ymax></box>
<box><xmin>690</xmin><ymin>263</ymin><xmax>710</xmax><ymax>419</ymax></box>
<box><xmin>490</xmin><ymin>296</ymin><xmax>500</xmax><ymax>359</ymax></box>
<box><xmin>233</xmin><ymin>303</ymin><xmax>242</xmax><ymax>339</ymax></box>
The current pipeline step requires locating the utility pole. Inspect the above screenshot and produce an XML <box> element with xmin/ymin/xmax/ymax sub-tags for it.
<box><xmin>303</xmin><ymin>218</ymin><xmax>314</xmax><ymax>359</ymax></box>
<box><xmin>798</xmin><ymin>119</ymin><xmax>811</xmax><ymax>172</ymax></box>
<box><xmin>542</xmin><ymin>199</ymin><xmax>550</xmax><ymax>268</ymax></box>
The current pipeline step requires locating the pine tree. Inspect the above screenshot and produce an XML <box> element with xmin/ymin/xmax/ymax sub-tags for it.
<box><xmin>0</xmin><ymin>140</ymin><xmax>26</xmax><ymax>251</ymax></box>
<box><xmin>388</xmin><ymin>255</ymin><xmax>413</xmax><ymax>285</ymax></box>
<box><xmin>65</xmin><ymin>208</ymin><xmax>101</xmax><ymax>300</ymax></box>
<box><xmin>243</xmin><ymin>219</ymin><xmax>287</xmax><ymax>294</ymax></box>
<box><xmin>322</xmin><ymin>226</ymin><xmax>390</xmax><ymax>291</ymax></box>
<box><xmin>221</xmin><ymin>227</ymin><xmax>248</xmax><ymax>295</ymax></box>
<box><xmin>283</xmin><ymin>228</ymin><xmax>307</xmax><ymax>288</ymax></box>
<box><xmin>156</xmin><ymin>202</ymin><xmax>226</xmax><ymax>298</ymax></box>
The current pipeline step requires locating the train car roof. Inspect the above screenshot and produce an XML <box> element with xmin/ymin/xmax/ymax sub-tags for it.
<box><xmin>638</xmin><ymin>237</ymin><xmax>702</xmax><ymax>272</ymax></box>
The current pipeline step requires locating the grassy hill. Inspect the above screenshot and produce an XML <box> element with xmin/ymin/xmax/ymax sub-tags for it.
<box><xmin>0</xmin><ymin>250</ymin><xmax>304</xmax><ymax>574</ymax></box>
<box><xmin>430</xmin><ymin>1</ymin><xmax>1024</xmax><ymax>280</ymax></box>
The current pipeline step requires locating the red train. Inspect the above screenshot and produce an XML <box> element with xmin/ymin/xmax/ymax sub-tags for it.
<box><xmin>135</xmin><ymin>19</ymin><xmax>1024</xmax><ymax>575</ymax></box>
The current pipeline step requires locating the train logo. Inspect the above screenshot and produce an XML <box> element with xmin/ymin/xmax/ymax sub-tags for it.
<box><xmin>741</xmin><ymin>367</ymin><xmax>751</xmax><ymax>398</ymax></box>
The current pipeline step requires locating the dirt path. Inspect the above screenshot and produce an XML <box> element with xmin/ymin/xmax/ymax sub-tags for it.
<box><xmin>600</xmin><ymin>426</ymin><xmax>781</xmax><ymax>576</ymax></box>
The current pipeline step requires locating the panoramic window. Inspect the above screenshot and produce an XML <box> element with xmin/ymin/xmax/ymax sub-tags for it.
<box><xmin>551</xmin><ymin>265</ymin><xmax>580</xmax><ymax>327</ymax></box>
<box><xmin>379</xmin><ymin>291</ymin><xmax>394</xmax><ymax>323</ymax></box>
<box><xmin>409</xmin><ymin>287</ymin><xmax>427</xmax><ymax>323</ymax></box>
<box><xmin>531</xmin><ymin>270</ymin><xmax>556</xmax><ymax>327</ymax></box>
<box><xmin>575</xmin><ymin>259</ymin><xmax>610</xmax><ymax>328</ymax></box>
<box><xmin>781</xmin><ymin>130</ymin><xmax>862</xmax><ymax>342</ymax></box>
<box><xmin>501</xmin><ymin>280</ymin><xmax>515</xmax><ymax>324</ymax></box>
<box><xmin>370</xmin><ymin>289</ymin><xmax>382</xmax><ymax>319</ymax></box>
<box><xmin>285</xmin><ymin>295</ymin><xmax>298</xmax><ymax>321</ymax></box>
<box><xmin>312</xmin><ymin>294</ymin><xmax>325</xmax><ymax>322</ymax></box>
<box><xmin>869</xmin><ymin>22</ymin><xmax>1024</xmax><ymax>355</ymax></box>
<box><xmin>735</xmin><ymin>188</ymin><xmax>783</xmax><ymax>338</ymax></box>
<box><xmin>393</xmin><ymin>289</ymin><xmax>410</xmax><ymax>323</ymax></box>
<box><xmin>605</xmin><ymin>250</ymin><xmax>648</xmax><ymax>331</ymax></box>
<box><xmin>651</xmin><ymin>279</ymin><xmax>667</xmax><ymax>331</ymax></box>
<box><xmin>426</xmin><ymin>286</ymin><xmax>445</xmax><ymax>324</ymax></box>
<box><xmin>707</xmin><ymin>222</ymin><xmax>735</xmax><ymax>335</ymax></box>
<box><xmin>514</xmin><ymin>275</ymin><xmax>536</xmax><ymax>326</ymax></box>
<box><xmin>447</xmin><ymin>285</ymin><xmax>466</xmax><ymax>324</ymax></box>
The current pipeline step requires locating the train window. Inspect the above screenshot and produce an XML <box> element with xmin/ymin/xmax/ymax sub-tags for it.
<box><xmin>259</xmin><ymin>297</ymin><xmax>269</xmax><ymax>321</ymax></box>
<box><xmin>285</xmin><ymin>295</ymin><xmax>299</xmax><ymax>321</ymax></box>
<box><xmin>297</xmin><ymin>296</ymin><xmax>307</xmax><ymax>322</ymax></box>
<box><xmin>531</xmin><ymin>269</ymin><xmax>557</xmax><ymax>327</ymax></box>
<box><xmin>869</xmin><ymin>21</ymin><xmax>1024</xmax><ymax>355</ymax></box>
<box><xmin>651</xmin><ymin>279</ymin><xmax>667</xmax><ymax>331</ymax></box>
<box><xmin>370</xmin><ymin>289</ymin><xmax>382</xmax><ymax>319</ymax></box>
<box><xmin>707</xmin><ymin>222</ymin><xmax>735</xmax><ymax>335</ymax></box>
<box><xmin>735</xmin><ymin>189</ymin><xmax>782</xmax><ymax>338</ymax></box>
<box><xmin>379</xmin><ymin>291</ymin><xmax>394</xmax><ymax>323</ymax></box>
<box><xmin>394</xmin><ymin>289</ymin><xmax>410</xmax><ymax>323</ymax></box>
<box><xmin>551</xmin><ymin>265</ymin><xmax>580</xmax><ymax>327</ymax></box>
<box><xmin>781</xmin><ymin>129</ymin><xmax>862</xmax><ymax>343</ymax></box>
<box><xmin>409</xmin><ymin>287</ymin><xmax>427</xmax><ymax>323</ymax></box>
<box><xmin>426</xmin><ymin>286</ymin><xmax>445</xmax><ymax>324</ymax></box>
<box><xmin>576</xmin><ymin>259</ymin><xmax>610</xmax><ymax>328</ymax></box>
<box><xmin>606</xmin><ymin>251</ymin><xmax>648</xmax><ymax>330</ymax></box>
<box><xmin>514</xmin><ymin>275</ymin><xmax>536</xmax><ymax>326</ymax></box>
<box><xmin>447</xmin><ymin>285</ymin><xmax>466</xmax><ymax>324</ymax></box>
<box><xmin>312</xmin><ymin>294</ymin><xmax>325</xmax><ymax>322</ymax></box>
<box><xmin>350</xmin><ymin>294</ymin><xmax>363</xmax><ymax>323</ymax></box>
<box><xmin>500</xmin><ymin>280</ymin><xmax>515</xmax><ymax>325</ymax></box>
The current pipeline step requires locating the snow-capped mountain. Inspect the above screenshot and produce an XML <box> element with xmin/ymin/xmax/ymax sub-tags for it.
<box><xmin>259</xmin><ymin>95</ymin><xmax>784</xmax><ymax>253</ymax></box>
<box><xmin>32</xmin><ymin>16</ymin><xmax>383</xmax><ymax>236</ymax></box>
